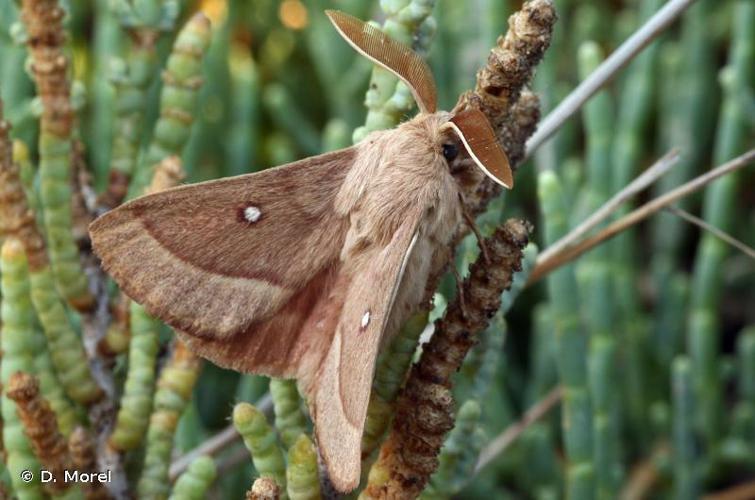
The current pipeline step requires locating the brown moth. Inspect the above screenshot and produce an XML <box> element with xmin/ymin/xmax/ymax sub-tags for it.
<box><xmin>90</xmin><ymin>10</ymin><xmax>512</xmax><ymax>493</ymax></box>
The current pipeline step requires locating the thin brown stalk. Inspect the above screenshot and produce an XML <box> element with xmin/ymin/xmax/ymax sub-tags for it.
<box><xmin>666</xmin><ymin>206</ymin><xmax>755</xmax><ymax>260</ymax></box>
<box><xmin>537</xmin><ymin>150</ymin><xmax>680</xmax><ymax>264</ymax></box>
<box><xmin>529</xmin><ymin>149</ymin><xmax>755</xmax><ymax>284</ymax></box>
<box><xmin>474</xmin><ymin>385</ymin><xmax>563</xmax><ymax>474</ymax></box>
<box><xmin>703</xmin><ymin>481</ymin><xmax>755</xmax><ymax>500</ymax></box>
<box><xmin>526</xmin><ymin>0</ymin><xmax>696</xmax><ymax>161</ymax></box>
<box><xmin>620</xmin><ymin>443</ymin><xmax>669</xmax><ymax>500</ymax></box>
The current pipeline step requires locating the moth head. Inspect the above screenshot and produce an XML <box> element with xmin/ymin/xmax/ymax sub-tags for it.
<box><xmin>325</xmin><ymin>10</ymin><xmax>437</xmax><ymax>115</ymax></box>
<box><xmin>440</xmin><ymin>108</ymin><xmax>514</xmax><ymax>189</ymax></box>
<box><xmin>326</xmin><ymin>10</ymin><xmax>513</xmax><ymax>189</ymax></box>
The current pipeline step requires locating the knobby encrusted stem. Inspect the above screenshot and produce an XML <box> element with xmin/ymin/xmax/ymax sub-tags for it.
<box><xmin>452</xmin><ymin>0</ymin><xmax>555</xmax><ymax>214</ymax></box>
<box><xmin>68</xmin><ymin>426</ymin><xmax>113</xmax><ymax>500</ymax></box>
<box><xmin>6</xmin><ymin>372</ymin><xmax>78</xmax><ymax>495</ymax></box>
<box><xmin>529</xmin><ymin>149</ymin><xmax>755</xmax><ymax>284</ymax></box>
<box><xmin>247</xmin><ymin>477</ymin><xmax>281</xmax><ymax>500</ymax></box>
<box><xmin>525</xmin><ymin>0</ymin><xmax>696</xmax><ymax>161</ymax></box>
<box><xmin>537</xmin><ymin>149</ymin><xmax>680</xmax><ymax>265</ymax></box>
<box><xmin>361</xmin><ymin>220</ymin><xmax>530</xmax><ymax>499</ymax></box>
<box><xmin>0</xmin><ymin>102</ymin><xmax>47</xmax><ymax>269</ymax></box>
<box><xmin>474</xmin><ymin>385</ymin><xmax>563</xmax><ymax>475</ymax></box>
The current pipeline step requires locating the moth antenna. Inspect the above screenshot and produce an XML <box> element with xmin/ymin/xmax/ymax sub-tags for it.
<box><xmin>444</xmin><ymin>108</ymin><xmax>514</xmax><ymax>189</ymax></box>
<box><xmin>325</xmin><ymin>10</ymin><xmax>437</xmax><ymax>114</ymax></box>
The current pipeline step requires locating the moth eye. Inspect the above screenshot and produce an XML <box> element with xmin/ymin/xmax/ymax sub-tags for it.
<box><xmin>442</xmin><ymin>143</ymin><xmax>459</xmax><ymax>162</ymax></box>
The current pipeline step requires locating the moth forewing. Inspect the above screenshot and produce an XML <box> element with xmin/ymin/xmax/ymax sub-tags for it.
<box><xmin>312</xmin><ymin>204</ymin><xmax>424</xmax><ymax>492</ymax></box>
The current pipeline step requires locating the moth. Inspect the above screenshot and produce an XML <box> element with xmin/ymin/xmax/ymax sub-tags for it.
<box><xmin>90</xmin><ymin>10</ymin><xmax>512</xmax><ymax>492</ymax></box>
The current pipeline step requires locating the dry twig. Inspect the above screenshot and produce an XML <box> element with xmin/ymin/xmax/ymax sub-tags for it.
<box><xmin>529</xmin><ymin>149</ymin><xmax>755</xmax><ymax>284</ymax></box>
<box><xmin>666</xmin><ymin>206</ymin><xmax>755</xmax><ymax>260</ymax></box>
<box><xmin>474</xmin><ymin>385</ymin><xmax>563</xmax><ymax>474</ymax></box>
<box><xmin>537</xmin><ymin>150</ymin><xmax>680</xmax><ymax>264</ymax></box>
<box><xmin>526</xmin><ymin>0</ymin><xmax>696</xmax><ymax>160</ymax></box>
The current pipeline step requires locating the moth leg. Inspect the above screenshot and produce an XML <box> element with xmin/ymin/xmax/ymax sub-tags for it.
<box><xmin>460</xmin><ymin>199</ymin><xmax>491</xmax><ymax>264</ymax></box>
<box><xmin>451</xmin><ymin>265</ymin><xmax>468</xmax><ymax>319</ymax></box>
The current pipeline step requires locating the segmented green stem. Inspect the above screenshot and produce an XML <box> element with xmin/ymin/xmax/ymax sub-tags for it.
<box><xmin>110</xmin><ymin>302</ymin><xmax>160</xmax><ymax>450</ymax></box>
<box><xmin>1</xmin><ymin>238</ymin><xmax>45</xmax><ymax>499</ymax></box>
<box><xmin>29</xmin><ymin>267</ymin><xmax>102</xmax><ymax>404</ymax></box>
<box><xmin>168</xmin><ymin>455</ymin><xmax>217</xmax><ymax>500</ymax></box>
<box><xmin>650</xmin><ymin>0</ymin><xmax>717</xmax><ymax>317</ymax></box>
<box><xmin>672</xmin><ymin>357</ymin><xmax>699</xmax><ymax>500</ymax></box>
<box><xmin>233</xmin><ymin>402</ymin><xmax>287</xmax><ymax>496</ymax></box>
<box><xmin>137</xmin><ymin>341</ymin><xmax>202</xmax><ymax>500</ymax></box>
<box><xmin>732</xmin><ymin>327</ymin><xmax>755</xmax><ymax>445</ymax></box>
<box><xmin>269</xmin><ymin>379</ymin><xmax>308</xmax><ymax>450</ymax></box>
<box><xmin>128</xmin><ymin>13</ymin><xmax>212</xmax><ymax>198</ymax></box>
<box><xmin>30</xmin><ymin>323</ymin><xmax>80</xmax><ymax>437</ymax></box>
<box><xmin>225</xmin><ymin>44</ymin><xmax>260</xmax><ymax>176</ymax></box>
<box><xmin>577</xmin><ymin>41</ymin><xmax>621</xmax><ymax>500</ymax></box>
<box><xmin>20</xmin><ymin>0</ymin><xmax>93</xmax><ymax>311</ymax></box>
<box><xmin>687</xmin><ymin>0</ymin><xmax>754</xmax><ymax>448</ymax></box>
<box><xmin>362</xmin><ymin>312</ymin><xmax>428</xmax><ymax>455</ymax></box>
<box><xmin>538</xmin><ymin>170</ymin><xmax>594</xmax><ymax>500</ymax></box>
<box><xmin>286</xmin><ymin>434</ymin><xmax>320</xmax><ymax>500</ymax></box>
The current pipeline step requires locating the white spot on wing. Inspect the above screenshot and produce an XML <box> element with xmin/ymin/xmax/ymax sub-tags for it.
<box><xmin>361</xmin><ymin>310</ymin><xmax>371</xmax><ymax>330</ymax></box>
<box><xmin>243</xmin><ymin>205</ymin><xmax>261</xmax><ymax>223</ymax></box>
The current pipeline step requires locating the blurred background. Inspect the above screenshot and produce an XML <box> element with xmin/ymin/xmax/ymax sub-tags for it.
<box><xmin>1</xmin><ymin>0</ymin><xmax>753</xmax><ymax>498</ymax></box>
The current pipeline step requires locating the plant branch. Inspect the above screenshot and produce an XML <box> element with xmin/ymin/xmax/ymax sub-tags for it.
<box><xmin>703</xmin><ymin>481</ymin><xmax>755</xmax><ymax>500</ymax></box>
<box><xmin>474</xmin><ymin>385</ymin><xmax>563</xmax><ymax>475</ymax></box>
<box><xmin>666</xmin><ymin>206</ymin><xmax>755</xmax><ymax>260</ymax></box>
<box><xmin>529</xmin><ymin>149</ymin><xmax>755</xmax><ymax>284</ymax></box>
<box><xmin>526</xmin><ymin>0</ymin><xmax>696</xmax><ymax>162</ymax></box>
<box><xmin>537</xmin><ymin>149</ymin><xmax>680</xmax><ymax>265</ymax></box>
